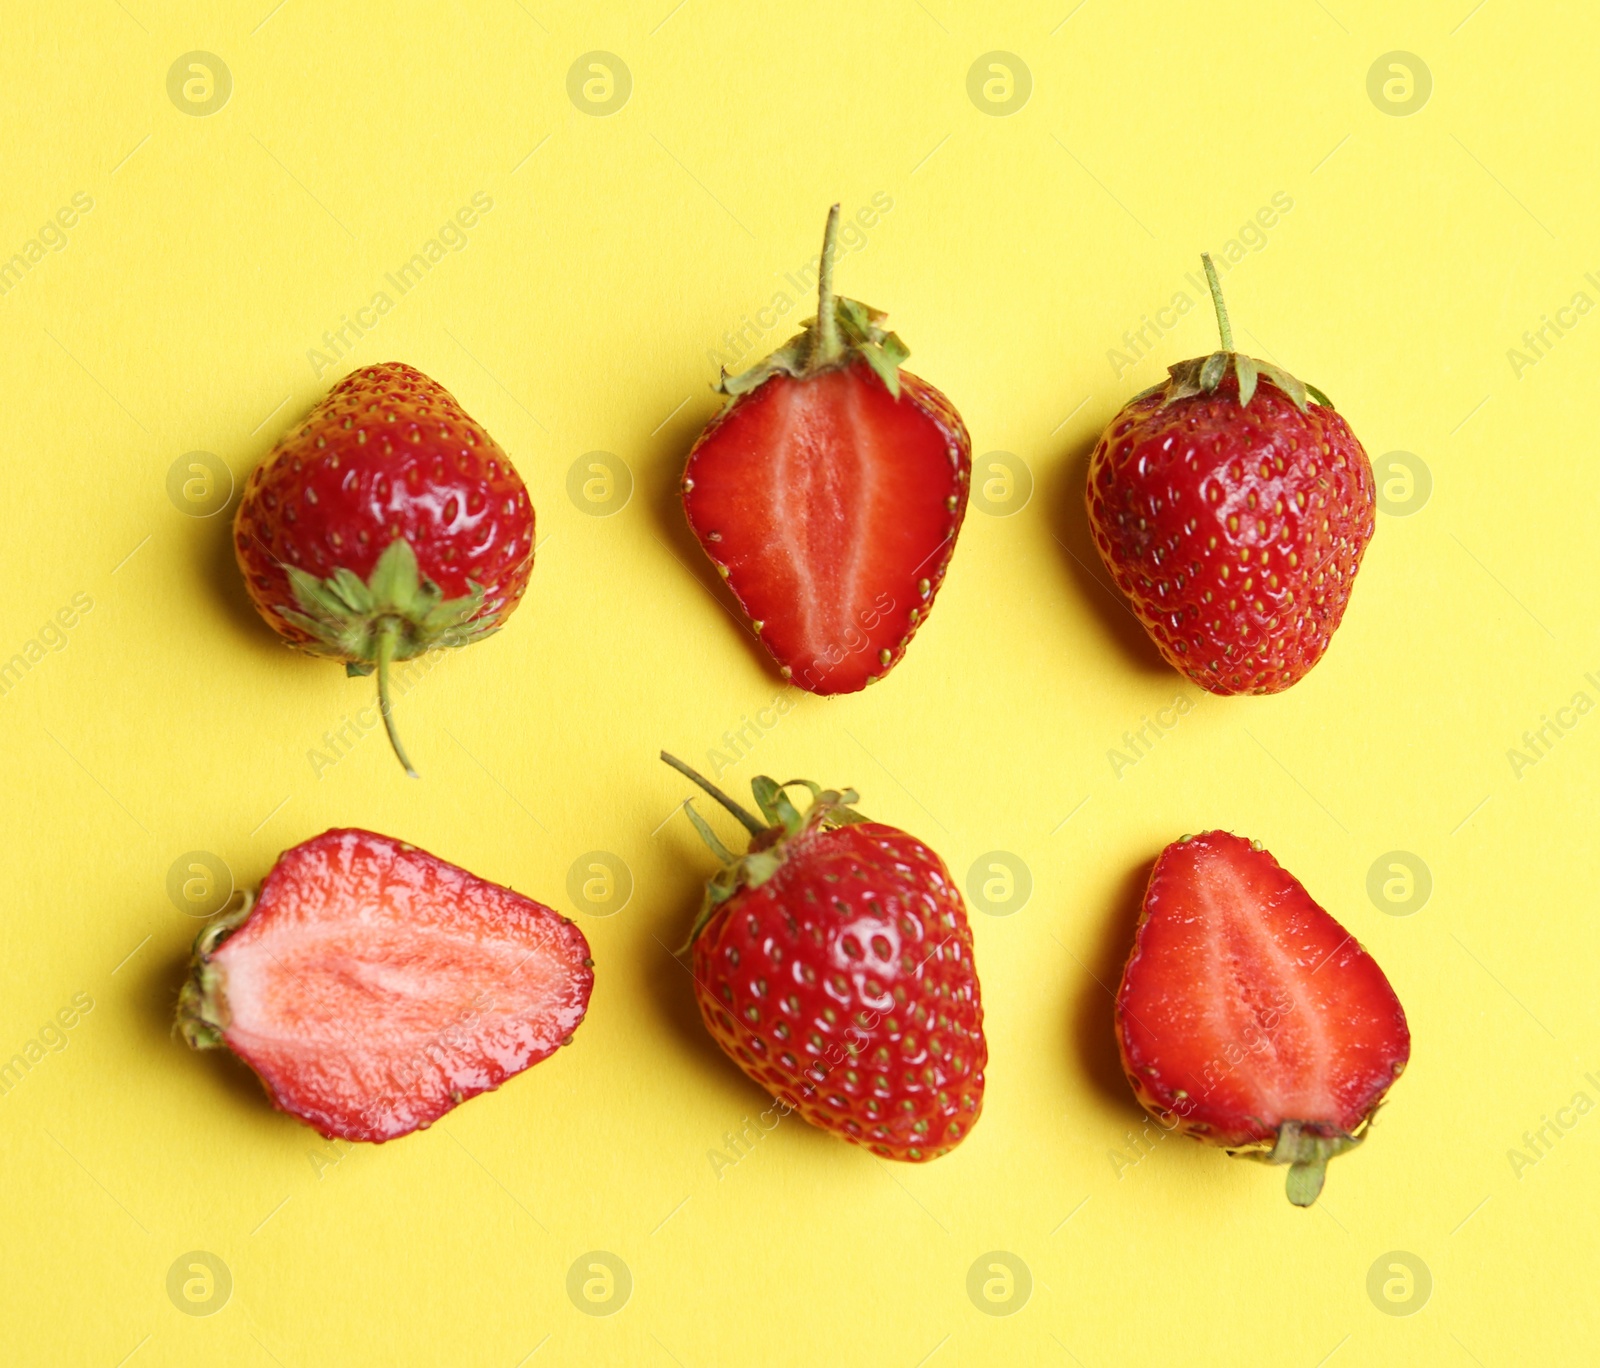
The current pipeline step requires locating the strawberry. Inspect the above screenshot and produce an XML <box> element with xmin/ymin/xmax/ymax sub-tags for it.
<box><xmin>1086</xmin><ymin>255</ymin><xmax>1375</xmax><ymax>694</ymax></box>
<box><xmin>661</xmin><ymin>753</ymin><xmax>985</xmax><ymax>1160</ymax></box>
<box><xmin>681</xmin><ymin>205</ymin><xmax>970</xmax><ymax>694</ymax></box>
<box><xmin>1115</xmin><ymin>831</ymin><xmax>1409</xmax><ymax>1205</ymax></box>
<box><xmin>234</xmin><ymin>362</ymin><xmax>535</xmax><ymax>774</ymax></box>
<box><xmin>177</xmin><ymin>829</ymin><xmax>593</xmax><ymax>1142</ymax></box>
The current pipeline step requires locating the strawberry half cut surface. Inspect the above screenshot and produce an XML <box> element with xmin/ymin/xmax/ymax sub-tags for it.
<box><xmin>682</xmin><ymin>205</ymin><xmax>970</xmax><ymax>694</ymax></box>
<box><xmin>661</xmin><ymin>753</ymin><xmax>986</xmax><ymax>1161</ymax></box>
<box><xmin>178</xmin><ymin>829</ymin><xmax>593</xmax><ymax>1142</ymax></box>
<box><xmin>1115</xmin><ymin>831</ymin><xmax>1409</xmax><ymax>1205</ymax></box>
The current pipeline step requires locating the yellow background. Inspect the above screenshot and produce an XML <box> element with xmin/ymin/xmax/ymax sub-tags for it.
<box><xmin>1</xmin><ymin>1</ymin><xmax>1594</xmax><ymax>1363</ymax></box>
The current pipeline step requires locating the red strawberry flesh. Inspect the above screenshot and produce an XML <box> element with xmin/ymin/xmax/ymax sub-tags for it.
<box><xmin>1116</xmin><ymin>831</ymin><xmax>1408</xmax><ymax>1199</ymax></box>
<box><xmin>182</xmin><ymin>829</ymin><xmax>592</xmax><ymax>1141</ymax></box>
<box><xmin>681</xmin><ymin>206</ymin><xmax>969</xmax><ymax>695</ymax></box>
<box><xmin>684</xmin><ymin>359</ymin><xmax>967</xmax><ymax>693</ymax></box>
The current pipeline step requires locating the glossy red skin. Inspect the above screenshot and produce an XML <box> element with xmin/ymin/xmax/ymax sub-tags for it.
<box><xmin>235</xmin><ymin>362</ymin><xmax>535</xmax><ymax>647</ymax></box>
<box><xmin>1115</xmin><ymin>832</ymin><xmax>1409</xmax><ymax>1149</ymax></box>
<box><xmin>682</xmin><ymin>357</ymin><xmax>970</xmax><ymax>694</ymax></box>
<box><xmin>693</xmin><ymin>821</ymin><xmax>985</xmax><ymax>1160</ymax></box>
<box><xmin>1086</xmin><ymin>376</ymin><xmax>1374</xmax><ymax>694</ymax></box>
<box><xmin>211</xmin><ymin>829</ymin><xmax>592</xmax><ymax>1141</ymax></box>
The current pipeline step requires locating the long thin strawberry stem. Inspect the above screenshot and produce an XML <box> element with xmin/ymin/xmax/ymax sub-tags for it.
<box><xmin>376</xmin><ymin>618</ymin><xmax>418</xmax><ymax>778</ymax></box>
<box><xmin>1201</xmin><ymin>253</ymin><xmax>1234</xmax><ymax>352</ymax></box>
<box><xmin>810</xmin><ymin>203</ymin><xmax>843</xmax><ymax>369</ymax></box>
<box><xmin>659</xmin><ymin>751</ymin><xmax>765</xmax><ymax>836</ymax></box>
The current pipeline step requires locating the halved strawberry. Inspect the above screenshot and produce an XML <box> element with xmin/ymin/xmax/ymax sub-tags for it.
<box><xmin>1115</xmin><ymin>831</ymin><xmax>1409</xmax><ymax>1205</ymax></box>
<box><xmin>682</xmin><ymin>206</ymin><xmax>970</xmax><ymax>694</ymax></box>
<box><xmin>178</xmin><ymin>829</ymin><xmax>593</xmax><ymax>1141</ymax></box>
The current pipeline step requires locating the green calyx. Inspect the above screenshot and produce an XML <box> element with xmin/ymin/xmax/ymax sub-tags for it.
<box><xmin>1250</xmin><ymin>1119</ymin><xmax>1366</xmax><ymax>1207</ymax></box>
<box><xmin>716</xmin><ymin>203</ymin><xmax>910</xmax><ymax>400</ymax></box>
<box><xmin>174</xmin><ymin>890</ymin><xmax>255</xmax><ymax>1051</ymax></box>
<box><xmin>1135</xmin><ymin>253</ymin><xmax>1334</xmax><ymax>414</ymax></box>
<box><xmin>659</xmin><ymin>751</ymin><xmax>870</xmax><ymax>952</ymax></box>
<box><xmin>281</xmin><ymin>537</ymin><xmax>498</xmax><ymax>778</ymax></box>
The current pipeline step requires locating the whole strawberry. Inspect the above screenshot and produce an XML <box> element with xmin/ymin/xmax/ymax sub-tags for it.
<box><xmin>682</xmin><ymin>205</ymin><xmax>970</xmax><ymax>695</ymax></box>
<box><xmin>1086</xmin><ymin>256</ymin><xmax>1375</xmax><ymax>694</ymax></box>
<box><xmin>234</xmin><ymin>362</ymin><xmax>534</xmax><ymax>774</ymax></box>
<box><xmin>1116</xmin><ymin>832</ymin><xmax>1410</xmax><ymax>1205</ymax></box>
<box><xmin>661</xmin><ymin>753</ymin><xmax>985</xmax><ymax>1160</ymax></box>
<box><xmin>178</xmin><ymin>828</ymin><xmax>594</xmax><ymax>1142</ymax></box>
